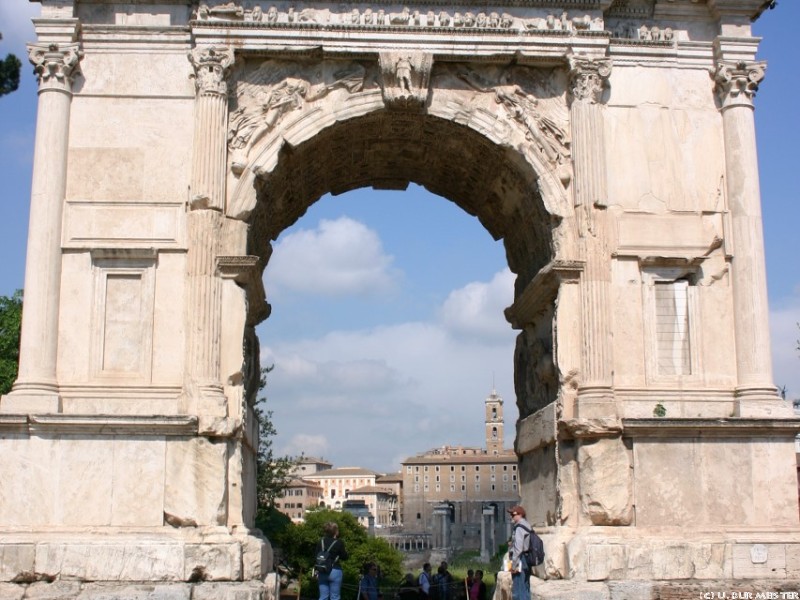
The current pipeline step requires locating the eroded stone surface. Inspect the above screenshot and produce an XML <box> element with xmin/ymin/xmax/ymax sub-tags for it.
<box><xmin>0</xmin><ymin>0</ymin><xmax>797</xmax><ymax>595</ymax></box>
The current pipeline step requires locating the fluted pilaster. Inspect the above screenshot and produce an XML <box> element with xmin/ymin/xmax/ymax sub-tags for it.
<box><xmin>713</xmin><ymin>59</ymin><xmax>785</xmax><ymax>416</ymax></box>
<box><xmin>568</xmin><ymin>55</ymin><xmax>614</xmax><ymax>416</ymax></box>
<box><xmin>186</xmin><ymin>211</ymin><xmax>224</xmax><ymax>386</ymax></box>
<box><xmin>2</xmin><ymin>43</ymin><xmax>82</xmax><ymax>413</ymax></box>
<box><xmin>189</xmin><ymin>46</ymin><xmax>234</xmax><ymax>211</ymax></box>
<box><xmin>183</xmin><ymin>46</ymin><xmax>234</xmax><ymax>414</ymax></box>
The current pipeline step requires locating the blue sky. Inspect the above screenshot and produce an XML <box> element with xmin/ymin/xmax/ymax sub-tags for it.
<box><xmin>1</xmin><ymin>2</ymin><xmax>798</xmax><ymax>473</ymax></box>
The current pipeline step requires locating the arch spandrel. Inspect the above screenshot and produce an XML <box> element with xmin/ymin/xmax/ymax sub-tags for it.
<box><xmin>225</xmin><ymin>56</ymin><xmax>582</xmax><ymax>285</ymax></box>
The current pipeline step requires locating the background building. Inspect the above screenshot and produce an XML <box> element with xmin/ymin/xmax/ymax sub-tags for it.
<box><xmin>401</xmin><ymin>390</ymin><xmax>519</xmax><ymax>549</ymax></box>
<box><xmin>275</xmin><ymin>478</ymin><xmax>324</xmax><ymax>522</ymax></box>
<box><xmin>303</xmin><ymin>466</ymin><xmax>381</xmax><ymax>509</ymax></box>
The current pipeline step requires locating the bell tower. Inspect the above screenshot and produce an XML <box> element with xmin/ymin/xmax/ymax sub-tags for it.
<box><xmin>484</xmin><ymin>389</ymin><xmax>504</xmax><ymax>455</ymax></box>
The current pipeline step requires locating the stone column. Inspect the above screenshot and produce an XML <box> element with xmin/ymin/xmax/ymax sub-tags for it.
<box><xmin>2</xmin><ymin>43</ymin><xmax>82</xmax><ymax>413</ymax></box>
<box><xmin>567</xmin><ymin>55</ymin><xmax>615</xmax><ymax>418</ymax></box>
<box><xmin>184</xmin><ymin>46</ymin><xmax>234</xmax><ymax>416</ymax></box>
<box><xmin>713</xmin><ymin>59</ymin><xmax>786</xmax><ymax>416</ymax></box>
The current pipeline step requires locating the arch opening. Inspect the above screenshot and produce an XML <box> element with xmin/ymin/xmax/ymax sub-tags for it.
<box><xmin>247</xmin><ymin>111</ymin><xmax>561</xmax><ymax>301</ymax></box>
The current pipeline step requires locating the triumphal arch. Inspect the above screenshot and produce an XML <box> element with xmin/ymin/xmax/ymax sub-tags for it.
<box><xmin>1</xmin><ymin>0</ymin><xmax>799</xmax><ymax>597</ymax></box>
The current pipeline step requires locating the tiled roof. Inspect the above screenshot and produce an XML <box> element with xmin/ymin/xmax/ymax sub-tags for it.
<box><xmin>402</xmin><ymin>451</ymin><xmax>517</xmax><ymax>465</ymax></box>
<box><xmin>304</xmin><ymin>466</ymin><xmax>380</xmax><ymax>478</ymax></box>
<box><xmin>348</xmin><ymin>485</ymin><xmax>397</xmax><ymax>495</ymax></box>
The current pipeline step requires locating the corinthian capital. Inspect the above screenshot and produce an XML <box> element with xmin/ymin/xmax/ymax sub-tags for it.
<box><xmin>189</xmin><ymin>46</ymin><xmax>235</xmax><ymax>95</ymax></box>
<box><xmin>713</xmin><ymin>60</ymin><xmax>766</xmax><ymax>109</ymax></box>
<box><xmin>27</xmin><ymin>43</ymin><xmax>82</xmax><ymax>92</ymax></box>
<box><xmin>568</xmin><ymin>55</ymin><xmax>612</xmax><ymax>105</ymax></box>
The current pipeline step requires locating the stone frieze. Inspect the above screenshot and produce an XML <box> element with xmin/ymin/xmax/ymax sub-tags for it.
<box><xmin>193</xmin><ymin>1</ymin><xmax>607</xmax><ymax>33</ymax></box>
<box><xmin>228</xmin><ymin>59</ymin><xmax>375</xmax><ymax>165</ymax></box>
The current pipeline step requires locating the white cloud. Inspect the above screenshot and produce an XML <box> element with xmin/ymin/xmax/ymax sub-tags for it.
<box><xmin>260</xmin><ymin>273</ymin><xmax>519</xmax><ymax>473</ymax></box>
<box><xmin>266</xmin><ymin>217</ymin><xmax>400</xmax><ymax>296</ymax></box>
<box><xmin>439</xmin><ymin>268</ymin><xmax>515</xmax><ymax>342</ymax></box>
<box><xmin>280</xmin><ymin>433</ymin><xmax>330</xmax><ymax>460</ymax></box>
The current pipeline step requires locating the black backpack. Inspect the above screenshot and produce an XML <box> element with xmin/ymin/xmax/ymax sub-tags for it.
<box><xmin>314</xmin><ymin>538</ymin><xmax>338</xmax><ymax>574</ymax></box>
<box><xmin>515</xmin><ymin>523</ymin><xmax>545</xmax><ymax>567</ymax></box>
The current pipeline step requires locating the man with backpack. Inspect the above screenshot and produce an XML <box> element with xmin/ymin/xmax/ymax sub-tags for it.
<box><xmin>508</xmin><ymin>505</ymin><xmax>541</xmax><ymax>600</ymax></box>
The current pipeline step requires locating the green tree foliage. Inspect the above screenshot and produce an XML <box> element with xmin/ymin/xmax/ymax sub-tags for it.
<box><xmin>0</xmin><ymin>290</ymin><xmax>22</xmax><ymax>395</ymax></box>
<box><xmin>0</xmin><ymin>53</ymin><xmax>21</xmax><ymax>97</ymax></box>
<box><xmin>254</xmin><ymin>366</ymin><xmax>298</xmax><ymax>535</ymax></box>
<box><xmin>274</xmin><ymin>508</ymin><xmax>403</xmax><ymax>600</ymax></box>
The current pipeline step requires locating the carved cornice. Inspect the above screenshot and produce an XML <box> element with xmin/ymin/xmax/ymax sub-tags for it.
<box><xmin>712</xmin><ymin>59</ymin><xmax>765</xmax><ymax>109</ymax></box>
<box><xmin>0</xmin><ymin>414</ymin><xmax>199</xmax><ymax>436</ymax></box>
<box><xmin>188</xmin><ymin>45</ymin><xmax>235</xmax><ymax>95</ymax></box>
<box><xmin>621</xmin><ymin>417</ymin><xmax>800</xmax><ymax>438</ymax></box>
<box><xmin>26</xmin><ymin>42</ymin><xmax>82</xmax><ymax>93</ymax></box>
<box><xmin>505</xmin><ymin>259</ymin><xmax>584</xmax><ymax>328</ymax></box>
<box><xmin>567</xmin><ymin>54</ymin><xmax>612</xmax><ymax>104</ymax></box>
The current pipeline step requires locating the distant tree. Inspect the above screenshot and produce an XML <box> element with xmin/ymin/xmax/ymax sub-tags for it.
<box><xmin>254</xmin><ymin>365</ymin><xmax>298</xmax><ymax>535</ymax></box>
<box><xmin>0</xmin><ymin>32</ymin><xmax>21</xmax><ymax>97</ymax></box>
<box><xmin>0</xmin><ymin>290</ymin><xmax>22</xmax><ymax>395</ymax></box>
<box><xmin>275</xmin><ymin>508</ymin><xmax>403</xmax><ymax>598</ymax></box>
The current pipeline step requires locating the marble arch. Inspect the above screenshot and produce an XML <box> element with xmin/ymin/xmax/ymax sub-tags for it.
<box><xmin>1</xmin><ymin>0</ymin><xmax>800</xmax><ymax>598</ymax></box>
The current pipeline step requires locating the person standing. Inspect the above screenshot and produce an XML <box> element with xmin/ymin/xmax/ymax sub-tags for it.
<box><xmin>318</xmin><ymin>521</ymin><xmax>348</xmax><ymax>600</ymax></box>
<box><xmin>360</xmin><ymin>563</ymin><xmax>381</xmax><ymax>600</ymax></box>
<box><xmin>469</xmin><ymin>570</ymin><xmax>486</xmax><ymax>600</ymax></box>
<box><xmin>508</xmin><ymin>505</ymin><xmax>531</xmax><ymax>600</ymax></box>
<box><xmin>418</xmin><ymin>563</ymin><xmax>432</xmax><ymax>600</ymax></box>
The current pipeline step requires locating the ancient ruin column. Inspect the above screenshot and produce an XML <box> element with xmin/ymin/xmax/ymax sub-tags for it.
<box><xmin>713</xmin><ymin>59</ymin><xmax>785</xmax><ymax>416</ymax></box>
<box><xmin>3</xmin><ymin>43</ymin><xmax>82</xmax><ymax>412</ymax></box>
<box><xmin>568</xmin><ymin>55</ymin><xmax>614</xmax><ymax>417</ymax></box>
<box><xmin>184</xmin><ymin>46</ymin><xmax>234</xmax><ymax>414</ymax></box>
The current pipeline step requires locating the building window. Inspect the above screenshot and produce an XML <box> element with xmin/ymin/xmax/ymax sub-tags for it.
<box><xmin>414</xmin><ymin>485</ymin><xmax>420</xmax><ymax>492</ymax></box>
<box><xmin>414</xmin><ymin>475</ymin><xmax>419</xmax><ymax>483</ymax></box>
<box><xmin>461</xmin><ymin>475</ymin><xmax>466</xmax><ymax>482</ymax></box>
<box><xmin>424</xmin><ymin>485</ymin><xmax>429</xmax><ymax>492</ymax></box>
<box><xmin>475</xmin><ymin>466</ymin><xmax>480</xmax><ymax>472</ymax></box>
<box><xmin>424</xmin><ymin>466</ymin><xmax>429</xmax><ymax>472</ymax></box>
<box><xmin>491</xmin><ymin>475</ymin><xmax>496</xmax><ymax>482</ymax></box>
<box><xmin>406</xmin><ymin>466</ymin><xmax>412</xmax><ymax>474</ymax></box>
<box><xmin>512</xmin><ymin>474</ymin><xmax>517</xmax><ymax>481</ymax></box>
<box><xmin>450</xmin><ymin>466</ymin><xmax>455</xmax><ymax>472</ymax></box>
<box><xmin>491</xmin><ymin>465</ymin><xmax>496</xmax><ymax>472</ymax></box>
<box><xmin>435</xmin><ymin>475</ymin><xmax>440</xmax><ymax>482</ymax></box>
<box><xmin>491</xmin><ymin>484</ymin><xmax>496</xmax><ymax>491</ymax></box>
<box><xmin>461</xmin><ymin>466</ymin><xmax>466</xmax><ymax>472</ymax></box>
<box><xmin>474</xmin><ymin>484</ymin><xmax>480</xmax><ymax>492</ymax></box>
<box><xmin>475</xmin><ymin>474</ymin><xmax>480</xmax><ymax>482</ymax></box>
<box><xmin>450</xmin><ymin>485</ymin><xmax>456</xmax><ymax>492</ymax></box>
<box><xmin>424</xmin><ymin>475</ymin><xmax>429</xmax><ymax>483</ymax></box>
<box><xmin>415</xmin><ymin>466</ymin><xmax>419</xmax><ymax>472</ymax></box>
<box><xmin>436</xmin><ymin>484</ymin><xmax>441</xmax><ymax>492</ymax></box>
<box><xmin>503</xmin><ymin>474</ymin><xmax>509</xmax><ymax>482</ymax></box>
<box><xmin>417</xmin><ymin>512</ymin><xmax>421</xmax><ymax>519</ymax></box>
<box><xmin>512</xmin><ymin>465</ymin><xmax>517</xmax><ymax>471</ymax></box>
<box><xmin>503</xmin><ymin>465</ymin><xmax>508</xmax><ymax>471</ymax></box>
<box><xmin>450</xmin><ymin>475</ymin><xmax>455</xmax><ymax>482</ymax></box>
<box><xmin>461</xmin><ymin>485</ymin><xmax>466</xmax><ymax>492</ymax></box>
<box><xmin>435</xmin><ymin>466</ymin><xmax>440</xmax><ymax>472</ymax></box>
<box><xmin>512</xmin><ymin>484</ymin><xmax>518</xmax><ymax>491</ymax></box>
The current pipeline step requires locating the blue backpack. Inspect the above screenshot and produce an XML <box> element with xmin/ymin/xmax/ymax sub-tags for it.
<box><xmin>516</xmin><ymin>523</ymin><xmax>545</xmax><ymax>567</ymax></box>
